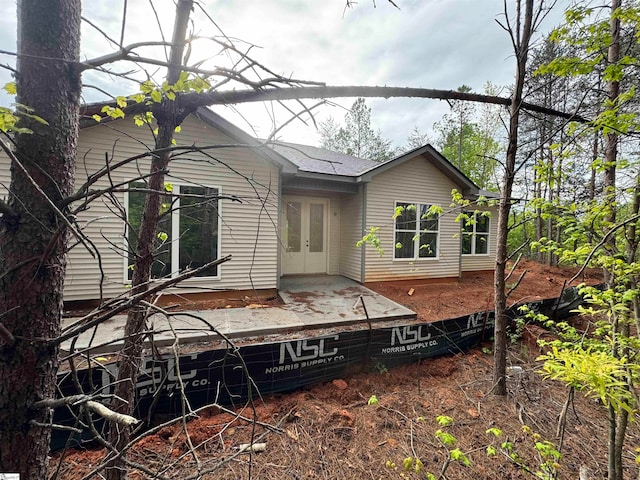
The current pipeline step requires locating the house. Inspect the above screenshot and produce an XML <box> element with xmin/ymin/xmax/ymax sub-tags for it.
<box><xmin>0</xmin><ymin>107</ymin><xmax>497</xmax><ymax>304</ymax></box>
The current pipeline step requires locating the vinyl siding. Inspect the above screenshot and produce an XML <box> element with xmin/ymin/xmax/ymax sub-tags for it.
<box><xmin>364</xmin><ymin>156</ymin><xmax>463</xmax><ymax>282</ymax></box>
<box><xmin>339</xmin><ymin>187</ymin><xmax>363</xmax><ymax>281</ymax></box>
<box><xmin>63</xmin><ymin>115</ymin><xmax>280</xmax><ymax>301</ymax></box>
<box><xmin>461</xmin><ymin>205</ymin><xmax>498</xmax><ymax>272</ymax></box>
<box><xmin>0</xmin><ymin>158</ymin><xmax>8</xmax><ymax>195</ymax></box>
<box><xmin>328</xmin><ymin>197</ymin><xmax>341</xmax><ymax>275</ymax></box>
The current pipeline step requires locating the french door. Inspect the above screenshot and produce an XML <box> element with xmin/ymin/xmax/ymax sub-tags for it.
<box><xmin>282</xmin><ymin>196</ymin><xmax>328</xmax><ymax>274</ymax></box>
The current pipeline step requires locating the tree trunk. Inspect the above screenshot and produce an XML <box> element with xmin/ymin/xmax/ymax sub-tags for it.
<box><xmin>0</xmin><ymin>1</ymin><xmax>81</xmax><ymax>478</ymax></box>
<box><xmin>553</xmin><ymin>147</ymin><xmax>563</xmax><ymax>267</ymax></box>
<box><xmin>105</xmin><ymin>2</ymin><xmax>193</xmax><ymax>479</ymax></box>
<box><xmin>493</xmin><ymin>0</ymin><xmax>535</xmax><ymax>396</ymax></box>
<box><xmin>605</xmin><ymin>3</ymin><xmax>622</xmax><ymax>478</ymax></box>
<box><xmin>546</xmin><ymin>148</ymin><xmax>554</xmax><ymax>266</ymax></box>
<box><xmin>535</xmin><ymin>161</ymin><xmax>544</xmax><ymax>262</ymax></box>
<box><xmin>604</xmin><ymin>0</ymin><xmax>620</xmax><ymax>277</ymax></box>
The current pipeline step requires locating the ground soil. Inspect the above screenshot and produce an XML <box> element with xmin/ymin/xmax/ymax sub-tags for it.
<box><xmin>52</xmin><ymin>260</ymin><xmax>634</xmax><ymax>479</ymax></box>
<box><xmin>365</xmin><ymin>259</ymin><xmax>601</xmax><ymax>322</ymax></box>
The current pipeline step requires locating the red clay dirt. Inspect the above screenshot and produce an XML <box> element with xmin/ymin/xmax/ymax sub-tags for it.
<box><xmin>365</xmin><ymin>259</ymin><xmax>601</xmax><ymax>321</ymax></box>
<box><xmin>53</xmin><ymin>261</ymin><xmax>631</xmax><ymax>480</ymax></box>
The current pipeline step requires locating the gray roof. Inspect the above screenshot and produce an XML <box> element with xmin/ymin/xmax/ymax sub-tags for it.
<box><xmin>266</xmin><ymin>141</ymin><xmax>379</xmax><ymax>177</ymax></box>
<box><xmin>84</xmin><ymin>103</ymin><xmax>481</xmax><ymax>194</ymax></box>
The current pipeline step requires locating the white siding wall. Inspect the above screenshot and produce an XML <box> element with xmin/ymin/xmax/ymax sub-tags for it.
<box><xmin>0</xmin><ymin>158</ymin><xmax>8</xmax><ymax>196</ymax></box>
<box><xmin>339</xmin><ymin>188</ymin><xmax>363</xmax><ymax>281</ymax></box>
<box><xmin>328</xmin><ymin>196</ymin><xmax>341</xmax><ymax>275</ymax></box>
<box><xmin>62</xmin><ymin>115</ymin><xmax>280</xmax><ymax>301</ymax></box>
<box><xmin>364</xmin><ymin>156</ymin><xmax>463</xmax><ymax>282</ymax></box>
<box><xmin>461</xmin><ymin>205</ymin><xmax>498</xmax><ymax>272</ymax></box>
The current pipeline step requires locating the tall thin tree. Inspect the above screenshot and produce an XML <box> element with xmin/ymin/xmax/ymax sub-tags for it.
<box><xmin>0</xmin><ymin>0</ymin><xmax>81</xmax><ymax>478</ymax></box>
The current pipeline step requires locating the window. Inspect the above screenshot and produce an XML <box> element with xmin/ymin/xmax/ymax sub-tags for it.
<box><xmin>394</xmin><ymin>202</ymin><xmax>439</xmax><ymax>260</ymax></box>
<box><xmin>127</xmin><ymin>182</ymin><xmax>220</xmax><ymax>280</ymax></box>
<box><xmin>462</xmin><ymin>212</ymin><xmax>490</xmax><ymax>255</ymax></box>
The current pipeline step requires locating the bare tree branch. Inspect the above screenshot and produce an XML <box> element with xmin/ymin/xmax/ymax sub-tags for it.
<box><xmin>80</xmin><ymin>41</ymin><xmax>180</xmax><ymax>71</ymax></box>
<box><xmin>99</xmin><ymin>85</ymin><xmax>589</xmax><ymax>123</ymax></box>
<box><xmin>53</xmin><ymin>254</ymin><xmax>233</xmax><ymax>346</ymax></box>
<box><xmin>0</xmin><ymin>321</ymin><xmax>15</xmax><ymax>346</ymax></box>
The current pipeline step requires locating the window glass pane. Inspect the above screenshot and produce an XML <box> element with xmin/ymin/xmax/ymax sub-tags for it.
<box><xmin>394</xmin><ymin>231</ymin><xmax>415</xmax><ymax>259</ymax></box>
<box><xmin>395</xmin><ymin>202</ymin><xmax>416</xmax><ymax>231</ymax></box>
<box><xmin>128</xmin><ymin>182</ymin><xmax>172</xmax><ymax>279</ymax></box>
<box><xmin>286</xmin><ymin>201</ymin><xmax>302</xmax><ymax>252</ymax></box>
<box><xmin>179</xmin><ymin>185</ymin><xmax>219</xmax><ymax>277</ymax></box>
<box><xmin>418</xmin><ymin>232</ymin><xmax>437</xmax><ymax>258</ymax></box>
<box><xmin>461</xmin><ymin>233</ymin><xmax>472</xmax><ymax>255</ymax></box>
<box><xmin>309</xmin><ymin>203</ymin><xmax>324</xmax><ymax>253</ymax></box>
<box><xmin>476</xmin><ymin>214</ymin><xmax>490</xmax><ymax>233</ymax></box>
<box><xmin>462</xmin><ymin>211</ymin><xmax>474</xmax><ymax>233</ymax></box>
<box><xmin>475</xmin><ymin>234</ymin><xmax>489</xmax><ymax>254</ymax></box>
<box><xmin>419</xmin><ymin>204</ymin><xmax>438</xmax><ymax>232</ymax></box>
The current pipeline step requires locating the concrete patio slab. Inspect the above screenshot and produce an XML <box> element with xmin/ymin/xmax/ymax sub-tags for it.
<box><xmin>279</xmin><ymin>275</ymin><xmax>416</xmax><ymax>326</ymax></box>
<box><xmin>61</xmin><ymin>307</ymin><xmax>304</xmax><ymax>354</ymax></box>
<box><xmin>61</xmin><ymin>276</ymin><xmax>416</xmax><ymax>354</ymax></box>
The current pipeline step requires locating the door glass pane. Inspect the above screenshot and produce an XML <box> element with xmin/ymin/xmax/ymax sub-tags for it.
<box><xmin>286</xmin><ymin>202</ymin><xmax>301</xmax><ymax>252</ymax></box>
<box><xmin>309</xmin><ymin>203</ymin><xmax>324</xmax><ymax>253</ymax></box>
<box><xmin>179</xmin><ymin>185</ymin><xmax>219</xmax><ymax>277</ymax></box>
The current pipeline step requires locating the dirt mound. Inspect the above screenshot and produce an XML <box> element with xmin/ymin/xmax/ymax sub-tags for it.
<box><xmin>367</xmin><ymin>259</ymin><xmax>600</xmax><ymax>321</ymax></box>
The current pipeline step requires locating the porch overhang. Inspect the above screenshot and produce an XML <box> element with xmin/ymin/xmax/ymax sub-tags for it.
<box><xmin>282</xmin><ymin>175</ymin><xmax>360</xmax><ymax>195</ymax></box>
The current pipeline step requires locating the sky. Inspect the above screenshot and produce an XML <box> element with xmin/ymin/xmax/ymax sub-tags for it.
<box><xmin>0</xmin><ymin>0</ymin><xmax>566</xmax><ymax>149</ymax></box>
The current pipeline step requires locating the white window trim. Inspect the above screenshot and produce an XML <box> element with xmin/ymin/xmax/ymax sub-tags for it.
<box><xmin>123</xmin><ymin>181</ymin><xmax>222</xmax><ymax>283</ymax></box>
<box><xmin>461</xmin><ymin>211</ymin><xmax>490</xmax><ymax>256</ymax></box>
<box><xmin>393</xmin><ymin>201</ymin><xmax>440</xmax><ymax>261</ymax></box>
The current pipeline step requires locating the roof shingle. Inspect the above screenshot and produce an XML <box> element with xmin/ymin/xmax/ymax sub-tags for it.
<box><xmin>267</xmin><ymin>141</ymin><xmax>379</xmax><ymax>177</ymax></box>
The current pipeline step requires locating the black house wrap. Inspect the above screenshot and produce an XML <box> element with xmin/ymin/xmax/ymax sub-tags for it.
<box><xmin>51</xmin><ymin>286</ymin><xmax>585</xmax><ymax>451</ymax></box>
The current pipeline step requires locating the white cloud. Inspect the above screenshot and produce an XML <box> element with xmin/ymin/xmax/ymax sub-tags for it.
<box><xmin>0</xmin><ymin>0</ymin><xmax>565</xmax><ymax>148</ymax></box>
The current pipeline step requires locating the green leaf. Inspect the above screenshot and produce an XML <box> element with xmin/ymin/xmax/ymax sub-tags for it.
<box><xmin>129</xmin><ymin>93</ymin><xmax>145</xmax><ymax>104</ymax></box>
<box><xmin>435</xmin><ymin>429</ymin><xmax>456</xmax><ymax>446</ymax></box>
<box><xmin>3</xmin><ymin>82</ymin><xmax>16</xmax><ymax>95</ymax></box>
<box><xmin>450</xmin><ymin>448</ymin><xmax>471</xmax><ymax>467</ymax></box>
<box><xmin>150</xmin><ymin>89</ymin><xmax>162</xmax><ymax>103</ymax></box>
<box><xmin>367</xmin><ymin>395</ymin><xmax>378</xmax><ymax>405</ymax></box>
<box><xmin>436</xmin><ymin>415</ymin><xmax>454</xmax><ymax>426</ymax></box>
<box><xmin>140</xmin><ymin>80</ymin><xmax>155</xmax><ymax>94</ymax></box>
